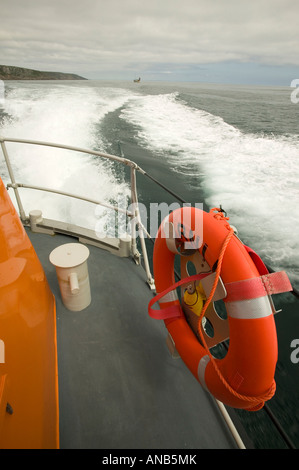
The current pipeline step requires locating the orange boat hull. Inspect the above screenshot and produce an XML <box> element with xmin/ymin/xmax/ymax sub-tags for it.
<box><xmin>0</xmin><ymin>178</ymin><xmax>59</xmax><ymax>448</ymax></box>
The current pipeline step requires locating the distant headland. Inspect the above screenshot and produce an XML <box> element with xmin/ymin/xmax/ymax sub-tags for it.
<box><xmin>0</xmin><ymin>65</ymin><xmax>87</xmax><ymax>80</ymax></box>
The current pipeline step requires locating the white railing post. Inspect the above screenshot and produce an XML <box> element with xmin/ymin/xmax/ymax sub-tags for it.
<box><xmin>130</xmin><ymin>166</ymin><xmax>155</xmax><ymax>289</ymax></box>
<box><xmin>0</xmin><ymin>138</ymin><xmax>27</xmax><ymax>221</ymax></box>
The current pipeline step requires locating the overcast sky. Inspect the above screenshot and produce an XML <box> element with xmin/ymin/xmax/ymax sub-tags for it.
<box><xmin>1</xmin><ymin>0</ymin><xmax>299</xmax><ymax>85</ymax></box>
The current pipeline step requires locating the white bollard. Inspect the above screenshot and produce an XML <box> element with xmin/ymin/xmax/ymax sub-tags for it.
<box><xmin>49</xmin><ymin>243</ymin><xmax>91</xmax><ymax>311</ymax></box>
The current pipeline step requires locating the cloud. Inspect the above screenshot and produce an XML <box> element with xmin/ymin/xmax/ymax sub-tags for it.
<box><xmin>1</xmin><ymin>0</ymin><xmax>299</xmax><ymax>81</ymax></box>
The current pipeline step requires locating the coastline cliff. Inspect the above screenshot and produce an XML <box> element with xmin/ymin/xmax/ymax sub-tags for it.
<box><xmin>0</xmin><ymin>65</ymin><xmax>87</xmax><ymax>80</ymax></box>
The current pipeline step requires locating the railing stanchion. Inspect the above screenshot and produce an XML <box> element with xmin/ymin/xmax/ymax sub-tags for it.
<box><xmin>130</xmin><ymin>166</ymin><xmax>155</xmax><ymax>289</ymax></box>
<box><xmin>0</xmin><ymin>139</ymin><xmax>27</xmax><ymax>221</ymax></box>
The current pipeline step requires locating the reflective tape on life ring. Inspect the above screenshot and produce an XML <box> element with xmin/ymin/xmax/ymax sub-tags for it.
<box><xmin>197</xmin><ymin>355</ymin><xmax>210</xmax><ymax>391</ymax></box>
<box><xmin>225</xmin><ymin>271</ymin><xmax>292</xmax><ymax>319</ymax></box>
<box><xmin>226</xmin><ymin>296</ymin><xmax>272</xmax><ymax>319</ymax></box>
<box><xmin>159</xmin><ymin>290</ymin><xmax>178</xmax><ymax>304</ymax></box>
<box><xmin>225</xmin><ymin>271</ymin><xmax>292</xmax><ymax>302</ymax></box>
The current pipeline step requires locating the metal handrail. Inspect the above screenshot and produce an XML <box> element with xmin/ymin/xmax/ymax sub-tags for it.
<box><xmin>0</xmin><ymin>136</ymin><xmax>154</xmax><ymax>288</ymax></box>
<box><xmin>6</xmin><ymin>182</ymin><xmax>134</xmax><ymax>217</ymax></box>
<box><xmin>0</xmin><ymin>136</ymin><xmax>147</xmax><ymax>171</ymax></box>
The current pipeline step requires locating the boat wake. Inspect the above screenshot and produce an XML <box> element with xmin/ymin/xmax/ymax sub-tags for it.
<box><xmin>1</xmin><ymin>83</ymin><xmax>298</xmax><ymax>287</ymax></box>
<box><xmin>121</xmin><ymin>91</ymin><xmax>299</xmax><ymax>287</ymax></box>
<box><xmin>0</xmin><ymin>83</ymin><xmax>132</xmax><ymax>231</ymax></box>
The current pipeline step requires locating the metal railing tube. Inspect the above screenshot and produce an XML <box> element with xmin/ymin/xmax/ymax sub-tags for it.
<box><xmin>0</xmin><ymin>139</ymin><xmax>27</xmax><ymax>221</ymax></box>
<box><xmin>130</xmin><ymin>166</ymin><xmax>154</xmax><ymax>288</ymax></box>
<box><xmin>8</xmin><ymin>183</ymin><xmax>133</xmax><ymax>217</ymax></box>
<box><xmin>1</xmin><ymin>137</ymin><xmax>146</xmax><ymax>174</ymax></box>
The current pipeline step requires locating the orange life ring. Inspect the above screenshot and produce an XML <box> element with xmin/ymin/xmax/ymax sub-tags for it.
<box><xmin>149</xmin><ymin>206</ymin><xmax>292</xmax><ymax>410</ymax></box>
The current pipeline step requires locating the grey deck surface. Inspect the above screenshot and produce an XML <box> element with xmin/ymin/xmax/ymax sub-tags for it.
<box><xmin>27</xmin><ymin>228</ymin><xmax>240</xmax><ymax>449</ymax></box>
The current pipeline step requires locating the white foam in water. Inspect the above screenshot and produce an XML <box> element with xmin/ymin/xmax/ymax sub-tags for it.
<box><xmin>1</xmin><ymin>85</ymin><xmax>298</xmax><ymax>286</ymax></box>
<box><xmin>1</xmin><ymin>84</ymin><xmax>132</xmax><ymax>231</ymax></box>
<box><xmin>121</xmin><ymin>92</ymin><xmax>299</xmax><ymax>286</ymax></box>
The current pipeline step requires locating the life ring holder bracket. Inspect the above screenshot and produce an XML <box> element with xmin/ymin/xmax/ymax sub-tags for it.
<box><xmin>164</xmin><ymin>221</ymin><xmax>230</xmax><ymax>354</ymax></box>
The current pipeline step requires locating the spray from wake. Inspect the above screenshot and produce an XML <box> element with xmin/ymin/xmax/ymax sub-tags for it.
<box><xmin>121</xmin><ymin>92</ymin><xmax>299</xmax><ymax>286</ymax></box>
<box><xmin>0</xmin><ymin>83</ymin><xmax>133</xmax><ymax>231</ymax></box>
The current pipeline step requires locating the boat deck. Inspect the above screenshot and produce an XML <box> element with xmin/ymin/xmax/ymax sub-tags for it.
<box><xmin>26</xmin><ymin>227</ymin><xmax>243</xmax><ymax>449</ymax></box>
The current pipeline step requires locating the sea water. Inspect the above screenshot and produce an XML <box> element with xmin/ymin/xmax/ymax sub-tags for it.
<box><xmin>0</xmin><ymin>79</ymin><xmax>298</xmax><ymax>448</ymax></box>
